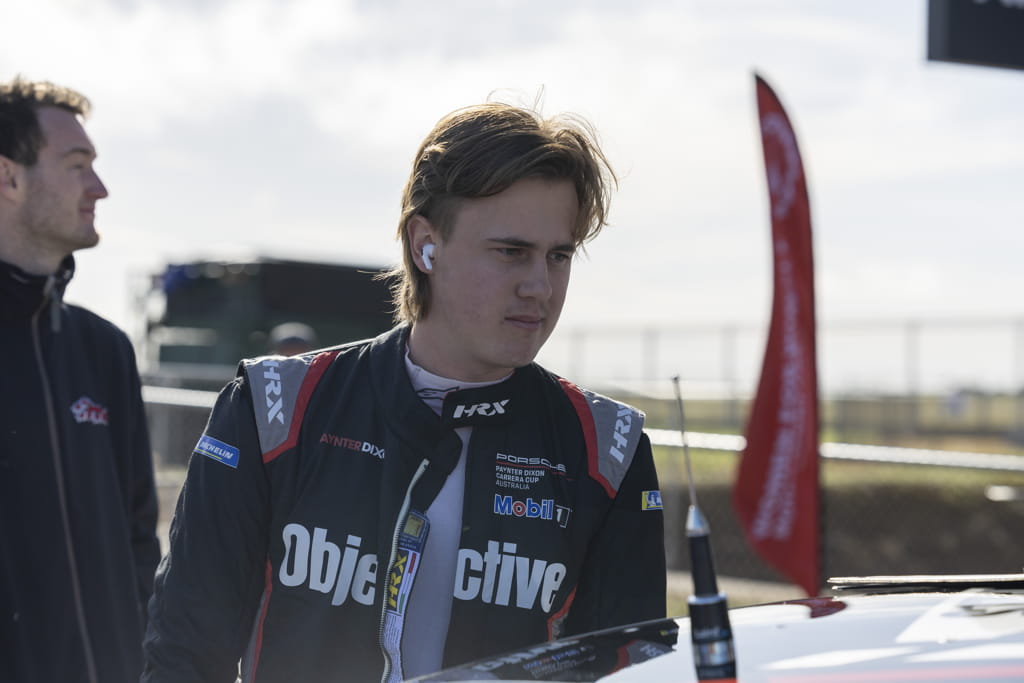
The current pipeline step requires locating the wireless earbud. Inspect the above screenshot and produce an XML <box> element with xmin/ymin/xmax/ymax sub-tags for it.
<box><xmin>421</xmin><ymin>243</ymin><xmax>435</xmax><ymax>271</ymax></box>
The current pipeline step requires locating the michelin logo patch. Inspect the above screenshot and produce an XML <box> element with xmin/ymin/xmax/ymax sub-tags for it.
<box><xmin>642</xmin><ymin>490</ymin><xmax>663</xmax><ymax>511</ymax></box>
<box><xmin>195</xmin><ymin>434</ymin><xmax>240</xmax><ymax>469</ymax></box>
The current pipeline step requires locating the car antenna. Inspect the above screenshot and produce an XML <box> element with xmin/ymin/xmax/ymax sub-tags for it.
<box><xmin>672</xmin><ymin>375</ymin><xmax>736</xmax><ymax>681</ymax></box>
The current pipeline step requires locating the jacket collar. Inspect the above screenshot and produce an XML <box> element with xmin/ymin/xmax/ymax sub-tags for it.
<box><xmin>368</xmin><ymin>324</ymin><xmax>535</xmax><ymax>447</ymax></box>
<box><xmin>0</xmin><ymin>255</ymin><xmax>75</xmax><ymax>324</ymax></box>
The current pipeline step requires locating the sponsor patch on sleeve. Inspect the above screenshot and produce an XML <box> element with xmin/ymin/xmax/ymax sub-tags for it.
<box><xmin>642</xmin><ymin>490</ymin><xmax>663</xmax><ymax>511</ymax></box>
<box><xmin>195</xmin><ymin>434</ymin><xmax>241</xmax><ymax>469</ymax></box>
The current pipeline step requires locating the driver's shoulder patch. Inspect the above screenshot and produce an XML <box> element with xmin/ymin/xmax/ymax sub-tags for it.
<box><xmin>558</xmin><ymin>379</ymin><xmax>646</xmax><ymax>496</ymax></box>
<box><xmin>243</xmin><ymin>352</ymin><xmax>336</xmax><ymax>462</ymax></box>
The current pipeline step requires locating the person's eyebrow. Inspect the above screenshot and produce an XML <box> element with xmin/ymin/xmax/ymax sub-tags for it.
<box><xmin>61</xmin><ymin>146</ymin><xmax>96</xmax><ymax>160</ymax></box>
<box><xmin>488</xmin><ymin>237</ymin><xmax>576</xmax><ymax>253</ymax></box>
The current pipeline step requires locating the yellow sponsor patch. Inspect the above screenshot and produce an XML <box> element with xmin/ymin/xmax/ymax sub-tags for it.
<box><xmin>642</xmin><ymin>490</ymin><xmax>663</xmax><ymax>510</ymax></box>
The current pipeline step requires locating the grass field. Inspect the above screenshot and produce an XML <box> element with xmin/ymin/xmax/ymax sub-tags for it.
<box><xmin>655</xmin><ymin>443</ymin><xmax>1024</xmax><ymax>617</ymax></box>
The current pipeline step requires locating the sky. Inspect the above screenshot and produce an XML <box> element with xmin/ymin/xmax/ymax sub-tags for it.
<box><xmin>4</xmin><ymin>0</ymin><xmax>1023</xmax><ymax>395</ymax></box>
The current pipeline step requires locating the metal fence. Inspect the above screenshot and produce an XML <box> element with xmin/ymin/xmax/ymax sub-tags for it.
<box><xmin>538</xmin><ymin>316</ymin><xmax>1024</xmax><ymax>399</ymax></box>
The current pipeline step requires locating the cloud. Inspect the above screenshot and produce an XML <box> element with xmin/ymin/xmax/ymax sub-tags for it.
<box><xmin>4</xmin><ymin>0</ymin><xmax>1022</xmax><ymax>384</ymax></box>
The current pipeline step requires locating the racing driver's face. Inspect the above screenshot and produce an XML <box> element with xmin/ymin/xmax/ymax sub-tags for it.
<box><xmin>407</xmin><ymin>177</ymin><xmax>578</xmax><ymax>383</ymax></box>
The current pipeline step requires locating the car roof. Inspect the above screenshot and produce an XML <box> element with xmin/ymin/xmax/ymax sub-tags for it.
<box><xmin>413</xmin><ymin>577</ymin><xmax>1024</xmax><ymax>682</ymax></box>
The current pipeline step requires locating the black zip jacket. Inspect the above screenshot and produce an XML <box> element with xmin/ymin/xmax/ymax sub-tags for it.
<box><xmin>0</xmin><ymin>256</ymin><xmax>161</xmax><ymax>683</ymax></box>
<box><xmin>143</xmin><ymin>325</ymin><xmax>666</xmax><ymax>683</ymax></box>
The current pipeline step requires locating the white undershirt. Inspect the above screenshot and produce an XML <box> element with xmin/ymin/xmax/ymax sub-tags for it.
<box><xmin>400</xmin><ymin>351</ymin><xmax>507</xmax><ymax>677</ymax></box>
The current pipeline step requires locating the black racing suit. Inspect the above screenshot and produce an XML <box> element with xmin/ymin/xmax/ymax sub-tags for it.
<box><xmin>0</xmin><ymin>256</ymin><xmax>161</xmax><ymax>683</ymax></box>
<box><xmin>143</xmin><ymin>325</ymin><xmax>666</xmax><ymax>682</ymax></box>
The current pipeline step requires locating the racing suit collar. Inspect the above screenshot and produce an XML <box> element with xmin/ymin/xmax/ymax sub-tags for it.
<box><xmin>369</xmin><ymin>324</ymin><xmax>531</xmax><ymax>442</ymax></box>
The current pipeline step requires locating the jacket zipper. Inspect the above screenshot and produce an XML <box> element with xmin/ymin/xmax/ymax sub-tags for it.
<box><xmin>32</xmin><ymin>276</ymin><xmax>99</xmax><ymax>683</ymax></box>
<box><xmin>379</xmin><ymin>458</ymin><xmax>429</xmax><ymax>683</ymax></box>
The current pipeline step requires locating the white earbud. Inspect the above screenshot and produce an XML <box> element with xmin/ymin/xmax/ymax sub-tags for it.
<box><xmin>421</xmin><ymin>243</ymin><xmax>435</xmax><ymax>271</ymax></box>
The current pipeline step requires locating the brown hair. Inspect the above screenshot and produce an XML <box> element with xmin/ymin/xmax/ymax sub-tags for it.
<box><xmin>0</xmin><ymin>77</ymin><xmax>91</xmax><ymax>167</ymax></box>
<box><xmin>387</xmin><ymin>102</ymin><xmax>616</xmax><ymax>322</ymax></box>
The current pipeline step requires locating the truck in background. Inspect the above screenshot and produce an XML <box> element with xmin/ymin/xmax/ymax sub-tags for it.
<box><xmin>139</xmin><ymin>255</ymin><xmax>395</xmax><ymax>390</ymax></box>
<box><xmin>139</xmin><ymin>255</ymin><xmax>396</xmax><ymax>466</ymax></box>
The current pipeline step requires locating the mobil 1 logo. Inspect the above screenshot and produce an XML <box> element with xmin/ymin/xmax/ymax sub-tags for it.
<box><xmin>493</xmin><ymin>494</ymin><xmax>571</xmax><ymax>528</ymax></box>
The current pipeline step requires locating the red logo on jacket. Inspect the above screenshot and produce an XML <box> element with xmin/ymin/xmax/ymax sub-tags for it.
<box><xmin>70</xmin><ymin>396</ymin><xmax>109</xmax><ymax>425</ymax></box>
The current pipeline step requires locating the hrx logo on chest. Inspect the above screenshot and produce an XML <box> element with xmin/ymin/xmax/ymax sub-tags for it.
<box><xmin>387</xmin><ymin>548</ymin><xmax>420</xmax><ymax>614</ymax></box>
<box><xmin>453</xmin><ymin>399</ymin><xmax>509</xmax><ymax>419</ymax></box>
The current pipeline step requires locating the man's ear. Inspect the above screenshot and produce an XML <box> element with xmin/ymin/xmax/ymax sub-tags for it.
<box><xmin>407</xmin><ymin>214</ymin><xmax>439</xmax><ymax>274</ymax></box>
<box><xmin>0</xmin><ymin>155</ymin><xmax>23</xmax><ymax>202</ymax></box>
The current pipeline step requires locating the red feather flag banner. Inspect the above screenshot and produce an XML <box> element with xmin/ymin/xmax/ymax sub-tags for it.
<box><xmin>733</xmin><ymin>74</ymin><xmax>821</xmax><ymax>597</ymax></box>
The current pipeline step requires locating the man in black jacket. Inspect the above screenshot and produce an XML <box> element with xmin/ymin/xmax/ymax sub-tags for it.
<box><xmin>144</xmin><ymin>101</ymin><xmax>666</xmax><ymax>683</ymax></box>
<box><xmin>0</xmin><ymin>77</ymin><xmax>161</xmax><ymax>683</ymax></box>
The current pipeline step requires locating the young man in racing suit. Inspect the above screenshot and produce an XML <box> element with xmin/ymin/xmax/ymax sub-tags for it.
<box><xmin>143</xmin><ymin>102</ymin><xmax>666</xmax><ymax>682</ymax></box>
